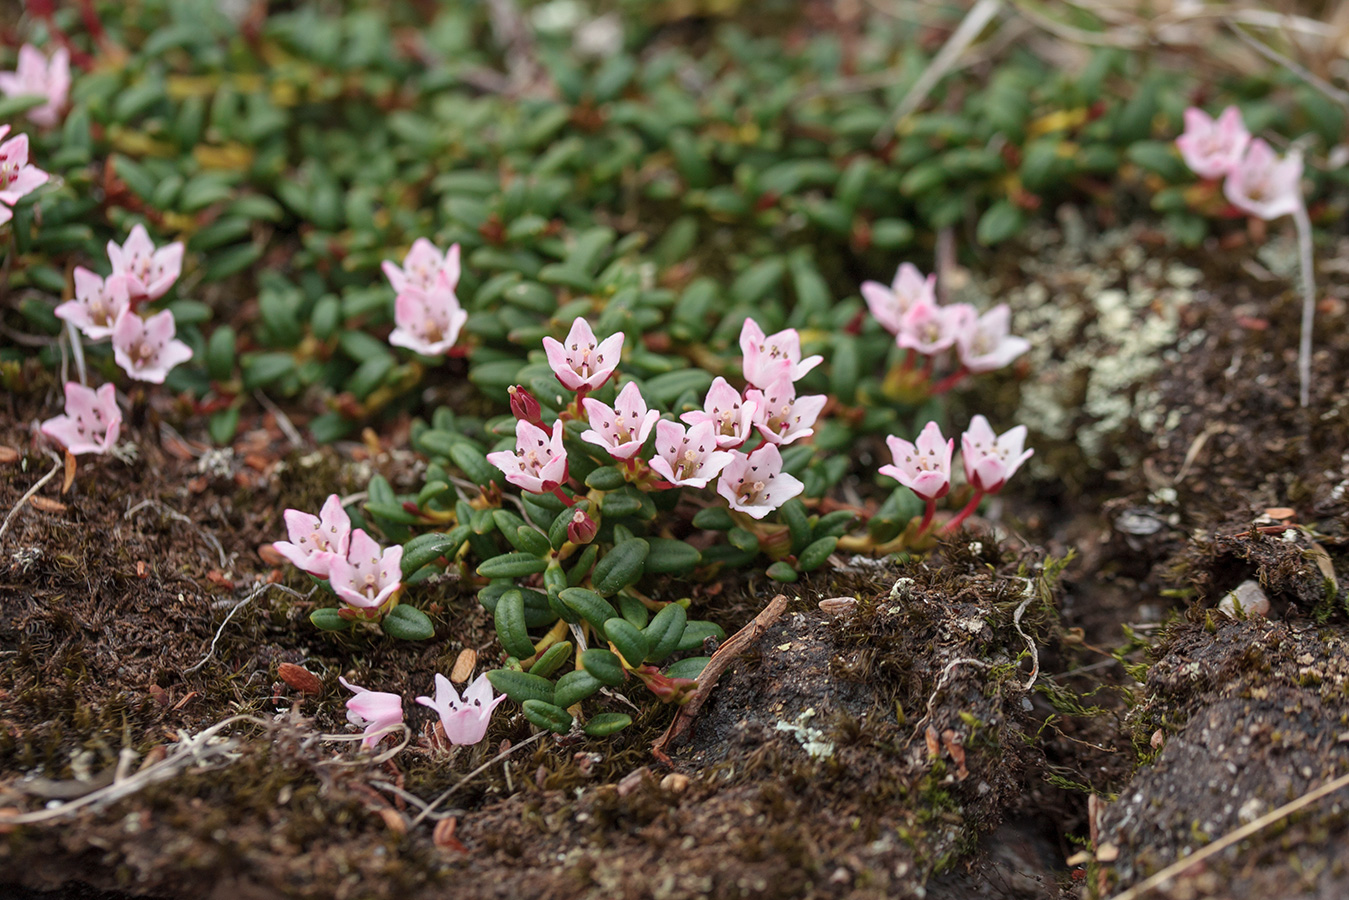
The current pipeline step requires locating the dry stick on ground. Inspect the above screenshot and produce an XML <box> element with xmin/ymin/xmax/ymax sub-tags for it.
<box><xmin>185</xmin><ymin>582</ymin><xmax>317</xmax><ymax>674</ymax></box>
<box><xmin>651</xmin><ymin>593</ymin><xmax>790</xmax><ymax>765</ymax></box>
<box><xmin>0</xmin><ymin>451</ymin><xmax>63</xmax><ymax>546</ymax></box>
<box><xmin>408</xmin><ymin>730</ymin><xmax>549</xmax><ymax>828</ymax></box>
<box><xmin>1108</xmin><ymin>767</ymin><xmax>1349</xmax><ymax>900</ymax></box>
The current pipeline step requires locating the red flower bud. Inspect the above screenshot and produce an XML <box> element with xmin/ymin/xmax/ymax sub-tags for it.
<box><xmin>508</xmin><ymin>385</ymin><xmax>544</xmax><ymax>426</ymax></box>
<box><xmin>566</xmin><ymin>509</ymin><xmax>598</xmax><ymax>545</ymax></box>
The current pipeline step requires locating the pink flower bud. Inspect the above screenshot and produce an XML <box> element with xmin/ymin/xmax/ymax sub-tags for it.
<box><xmin>566</xmin><ymin>508</ymin><xmax>598</xmax><ymax>544</ymax></box>
<box><xmin>508</xmin><ymin>385</ymin><xmax>544</xmax><ymax>426</ymax></box>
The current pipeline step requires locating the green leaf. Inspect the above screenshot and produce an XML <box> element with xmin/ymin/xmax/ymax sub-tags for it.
<box><xmin>523</xmin><ymin>699</ymin><xmax>574</xmax><ymax>733</ymax></box>
<box><xmin>583</xmin><ymin>712</ymin><xmax>632</xmax><ymax>737</ymax></box>
<box><xmin>310</xmin><ymin>608</ymin><xmax>352</xmax><ymax>631</ymax></box>
<box><xmin>976</xmin><ymin>200</ymin><xmax>1026</xmax><ymax>246</ymax></box>
<box><xmin>381</xmin><ymin>605</ymin><xmax>436</xmax><ymax>641</ymax></box>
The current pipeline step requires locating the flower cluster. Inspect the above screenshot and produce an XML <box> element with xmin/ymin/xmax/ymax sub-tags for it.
<box><xmin>881</xmin><ymin>415</ymin><xmax>1033</xmax><ymax>533</ymax></box>
<box><xmin>861</xmin><ymin>262</ymin><xmax>1029</xmax><ymax>394</ymax></box>
<box><xmin>1176</xmin><ymin>106</ymin><xmax>1303</xmax><ymax>221</ymax></box>
<box><xmin>382</xmin><ymin>240</ymin><xmax>469</xmax><ymax>356</ymax></box>
<box><xmin>273</xmin><ymin>494</ymin><xmax>404</xmax><ymax>620</ymax></box>
<box><xmin>490</xmin><ymin>317</ymin><xmax>811</xmax><ymax>520</ymax></box>
<box><xmin>0</xmin><ymin>44</ymin><xmax>70</xmax><ymax>129</ymax></box>
<box><xmin>338</xmin><ymin>670</ymin><xmax>505</xmax><ymax>749</ymax></box>
<box><xmin>0</xmin><ymin>124</ymin><xmax>48</xmax><ymax>226</ymax></box>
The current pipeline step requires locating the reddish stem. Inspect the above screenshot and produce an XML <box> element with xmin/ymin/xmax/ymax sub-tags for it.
<box><xmin>942</xmin><ymin>491</ymin><xmax>984</xmax><ymax>534</ymax></box>
<box><xmin>899</xmin><ymin>347</ymin><xmax>917</xmax><ymax>372</ymax></box>
<box><xmin>917</xmin><ymin>498</ymin><xmax>936</xmax><ymax>534</ymax></box>
<box><xmin>930</xmin><ymin>366</ymin><xmax>969</xmax><ymax>395</ymax></box>
<box><xmin>550</xmin><ymin>487</ymin><xmax>576</xmax><ymax>507</ymax></box>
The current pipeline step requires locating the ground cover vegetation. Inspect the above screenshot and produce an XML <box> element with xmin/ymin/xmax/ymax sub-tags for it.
<box><xmin>3</xmin><ymin>0</ymin><xmax>1349</xmax><ymax>898</ymax></box>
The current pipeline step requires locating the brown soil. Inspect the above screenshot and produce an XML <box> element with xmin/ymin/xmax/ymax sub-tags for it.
<box><xmin>4</xmin><ymin>221</ymin><xmax>1349</xmax><ymax>899</ymax></box>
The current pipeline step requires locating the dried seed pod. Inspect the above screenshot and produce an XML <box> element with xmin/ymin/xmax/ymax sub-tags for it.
<box><xmin>277</xmin><ymin>662</ymin><xmax>322</xmax><ymax>694</ymax></box>
<box><xmin>450</xmin><ymin>648</ymin><xmax>477</xmax><ymax>683</ymax></box>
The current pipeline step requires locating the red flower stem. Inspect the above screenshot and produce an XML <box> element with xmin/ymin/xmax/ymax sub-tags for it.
<box><xmin>917</xmin><ymin>498</ymin><xmax>936</xmax><ymax>534</ymax></box>
<box><xmin>550</xmin><ymin>487</ymin><xmax>576</xmax><ymax>507</ymax></box>
<box><xmin>899</xmin><ymin>348</ymin><xmax>917</xmax><ymax>372</ymax></box>
<box><xmin>942</xmin><ymin>491</ymin><xmax>984</xmax><ymax>534</ymax></box>
<box><xmin>930</xmin><ymin>366</ymin><xmax>969</xmax><ymax>395</ymax></box>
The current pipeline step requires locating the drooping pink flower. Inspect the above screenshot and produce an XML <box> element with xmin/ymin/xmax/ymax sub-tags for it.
<box><xmin>897</xmin><ymin>302</ymin><xmax>975</xmax><ymax>356</ymax></box>
<box><xmin>107</xmin><ymin>224</ymin><xmax>184</xmax><ymax>300</ymax></box>
<box><xmin>716</xmin><ymin>443</ymin><xmax>804</xmax><ymax>520</ymax></box>
<box><xmin>879</xmin><ymin>422</ymin><xmax>953</xmax><ymax>501</ymax></box>
<box><xmin>39</xmin><ymin>382</ymin><xmax>121</xmax><ymax>456</ymax></box>
<box><xmin>388</xmin><ymin>271</ymin><xmax>469</xmax><ymax>356</ymax></box>
<box><xmin>111</xmin><ymin>309</ymin><xmax>193</xmax><ymax>383</ymax></box>
<box><xmin>580</xmin><ymin>381</ymin><xmax>660</xmax><ymax>460</ymax></box>
<box><xmin>1223</xmin><ymin>139</ymin><xmax>1304</xmax><ymax>221</ymax></box>
<box><xmin>745</xmin><ymin>373</ymin><xmax>827</xmax><ymax>446</ymax></box>
<box><xmin>55</xmin><ymin>269</ymin><xmax>132</xmax><ymax>340</ymax></box>
<box><xmin>381</xmin><ymin>239</ymin><xmax>460</xmax><ymax>295</ymax></box>
<box><xmin>1175</xmin><ymin>106</ymin><xmax>1250</xmax><ymax>181</ymax></box>
<box><xmin>272</xmin><ymin>494</ymin><xmax>352</xmax><ymax>579</ymax></box>
<box><xmin>0</xmin><ymin>126</ymin><xmax>49</xmax><ymax>226</ymax></box>
<box><xmin>486</xmin><ymin>420</ymin><xmax>569</xmax><ymax>493</ymax></box>
<box><xmin>955</xmin><ymin>305</ymin><xmax>1030</xmax><ymax>374</ymax></box>
<box><xmin>415</xmin><ymin>672</ymin><xmax>507</xmax><ymax>746</ymax></box>
<box><xmin>960</xmin><ymin>415</ymin><xmax>1033</xmax><ymax>494</ymax></box>
<box><xmin>739</xmin><ymin>318</ymin><xmax>822</xmax><ymax>388</ymax></box>
<box><xmin>648</xmin><ymin>420</ymin><xmax>734</xmax><ymax>488</ymax></box>
<box><xmin>862</xmin><ymin>263</ymin><xmax>936</xmax><ymax>336</ymax></box>
<box><xmin>329</xmin><ymin>529</ymin><xmax>404</xmax><ymax>615</ymax></box>
<box><xmin>542</xmin><ymin>318</ymin><xmax>624</xmax><ymax>392</ymax></box>
<box><xmin>338</xmin><ymin>677</ymin><xmax>405</xmax><ymax>750</ymax></box>
<box><xmin>0</xmin><ymin>45</ymin><xmax>70</xmax><ymax>129</ymax></box>
<box><xmin>680</xmin><ymin>377</ymin><xmax>758</xmax><ymax>449</ymax></box>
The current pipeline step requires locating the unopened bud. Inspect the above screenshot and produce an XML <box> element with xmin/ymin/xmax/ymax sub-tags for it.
<box><xmin>508</xmin><ymin>385</ymin><xmax>544</xmax><ymax>426</ymax></box>
<box><xmin>567</xmin><ymin>509</ymin><xmax>598</xmax><ymax>545</ymax></box>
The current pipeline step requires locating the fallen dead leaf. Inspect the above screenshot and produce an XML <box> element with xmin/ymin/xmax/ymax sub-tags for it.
<box><xmin>29</xmin><ymin>496</ymin><xmax>66</xmax><ymax>513</ymax></box>
<box><xmin>433</xmin><ymin>816</ymin><xmax>467</xmax><ymax>852</ymax></box>
<box><xmin>278</xmin><ymin>663</ymin><xmax>323</xmax><ymax>695</ymax></box>
<box><xmin>450</xmin><ymin>648</ymin><xmax>478</xmax><ymax>684</ymax></box>
<box><xmin>1265</xmin><ymin>507</ymin><xmax>1295</xmax><ymax>521</ymax></box>
<box><xmin>0</xmin><ymin>447</ymin><xmax>19</xmax><ymax>464</ymax></box>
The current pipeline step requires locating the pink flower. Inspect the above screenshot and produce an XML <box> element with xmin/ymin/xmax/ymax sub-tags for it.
<box><xmin>543</xmin><ymin>318</ymin><xmax>624</xmax><ymax>392</ymax></box>
<box><xmin>746</xmin><ymin>373</ymin><xmax>827</xmax><ymax>446</ymax></box>
<box><xmin>960</xmin><ymin>415</ymin><xmax>1033</xmax><ymax>494</ymax></box>
<box><xmin>648</xmin><ymin>420</ymin><xmax>734</xmax><ymax>488</ymax></box>
<box><xmin>0</xmin><ymin>45</ymin><xmax>70</xmax><ymax>129</ymax></box>
<box><xmin>486</xmin><ymin>420</ymin><xmax>569</xmax><ymax>493</ymax></box>
<box><xmin>739</xmin><ymin>318</ymin><xmax>822</xmax><ymax>388</ymax></box>
<box><xmin>879</xmin><ymin>422</ymin><xmax>953</xmax><ymax>501</ymax></box>
<box><xmin>1223</xmin><ymin>139</ymin><xmax>1304</xmax><ymax>221</ymax></box>
<box><xmin>580</xmin><ymin>382</ymin><xmax>660</xmax><ymax>460</ymax></box>
<box><xmin>338</xmin><ymin>677</ymin><xmax>405</xmax><ymax>750</ymax></box>
<box><xmin>680</xmin><ymin>377</ymin><xmax>758</xmax><ymax>449</ymax></box>
<box><xmin>862</xmin><ymin>263</ymin><xmax>936</xmax><ymax>336</ymax></box>
<box><xmin>329</xmin><ymin>529</ymin><xmax>404</xmax><ymax>614</ymax></box>
<box><xmin>272</xmin><ymin>494</ymin><xmax>352</xmax><ymax>579</ymax></box>
<box><xmin>1175</xmin><ymin>106</ymin><xmax>1250</xmax><ymax>180</ymax></box>
<box><xmin>55</xmin><ymin>269</ymin><xmax>132</xmax><ymax>340</ymax></box>
<box><xmin>381</xmin><ymin>239</ymin><xmax>460</xmax><ymax>294</ymax></box>
<box><xmin>955</xmin><ymin>305</ymin><xmax>1030</xmax><ymax>373</ymax></box>
<box><xmin>111</xmin><ymin>309</ymin><xmax>193</xmax><ymax>383</ymax></box>
<box><xmin>415</xmin><ymin>672</ymin><xmax>507</xmax><ymax>746</ymax></box>
<box><xmin>107</xmin><ymin>224</ymin><xmax>184</xmax><ymax>300</ymax></box>
<box><xmin>716</xmin><ymin>443</ymin><xmax>804</xmax><ymax>520</ymax></box>
<box><xmin>0</xmin><ymin>126</ymin><xmax>49</xmax><ymax>225</ymax></box>
<box><xmin>39</xmin><ymin>382</ymin><xmax>121</xmax><ymax>456</ymax></box>
<box><xmin>897</xmin><ymin>302</ymin><xmax>975</xmax><ymax>356</ymax></box>
<box><xmin>388</xmin><ymin>272</ymin><xmax>469</xmax><ymax>356</ymax></box>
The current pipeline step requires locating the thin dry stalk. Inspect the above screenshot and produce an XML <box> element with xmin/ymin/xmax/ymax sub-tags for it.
<box><xmin>0</xmin><ymin>452</ymin><xmax>63</xmax><ymax>546</ymax></box>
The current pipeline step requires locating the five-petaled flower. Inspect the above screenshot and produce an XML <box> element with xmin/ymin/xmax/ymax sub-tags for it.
<box><xmin>0</xmin><ymin>44</ymin><xmax>69</xmax><ymax>129</ymax></box>
<box><xmin>879</xmin><ymin>422</ymin><xmax>953</xmax><ymax>501</ymax></box>
<box><xmin>862</xmin><ymin>263</ymin><xmax>937</xmax><ymax>336</ymax></box>
<box><xmin>486</xmin><ymin>420</ymin><xmax>569</xmax><ymax>494</ymax></box>
<box><xmin>0</xmin><ymin>125</ymin><xmax>48</xmax><ymax>226</ymax></box>
<box><xmin>1175</xmin><ymin>106</ymin><xmax>1250</xmax><ymax>181</ymax></box>
<box><xmin>648</xmin><ymin>420</ymin><xmax>734</xmax><ymax>488</ymax></box>
<box><xmin>40</xmin><ymin>382</ymin><xmax>121</xmax><ymax>456</ymax></box>
<box><xmin>382</xmin><ymin>239</ymin><xmax>460</xmax><ymax>295</ymax></box>
<box><xmin>1224</xmin><ymin>139</ymin><xmax>1304</xmax><ymax>222</ymax></box>
<box><xmin>329</xmin><ymin>529</ymin><xmax>404</xmax><ymax>616</ymax></box>
<box><xmin>716</xmin><ymin>443</ymin><xmax>804</xmax><ymax>519</ymax></box>
<box><xmin>581</xmin><ymin>382</ymin><xmax>660</xmax><ymax>460</ymax></box>
<box><xmin>897</xmin><ymin>302</ymin><xmax>973</xmax><ymax>356</ymax></box>
<box><xmin>107</xmin><ymin>224</ymin><xmax>184</xmax><ymax>301</ymax></box>
<box><xmin>543</xmin><ymin>318</ymin><xmax>623</xmax><ymax>392</ymax></box>
<box><xmin>338</xmin><ymin>677</ymin><xmax>405</xmax><ymax>750</ymax></box>
<box><xmin>55</xmin><ymin>269</ymin><xmax>132</xmax><ymax>340</ymax></box>
<box><xmin>416</xmin><ymin>672</ymin><xmax>507</xmax><ymax>746</ymax></box>
<box><xmin>388</xmin><ymin>270</ymin><xmax>469</xmax><ymax>356</ymax></box>
<box><xmin>680</xmin><ymin>377</ymin><xmax>757</xmax><ymax>449</ymax></box>
<box><xmin>961</xmin><ymin>415</ymin><xmax>1033</xmax><ymax>494</ymax></box>
<box><xmin>272</xmin><ymin>494</ymin><xmax>352</xmax><ymax>579</ymax></box>
<box><xmin>111</xmin><ymin>309</ymin><xmax>193</xmax><ymax>383</ymax></box>
<box><xmin>746</xmin><ymin>373</ymin><xmax>827</xmax><ymax>446</ymax></box>
<box><xmin>956</xmin><ymin>305</ymin><xmax>1030</xmax><ymax>373</ymax></box>
<box><xmin>739</xmin><ymin>318</ymin><xmax>822</xmax><ymax>389</ymax></box>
